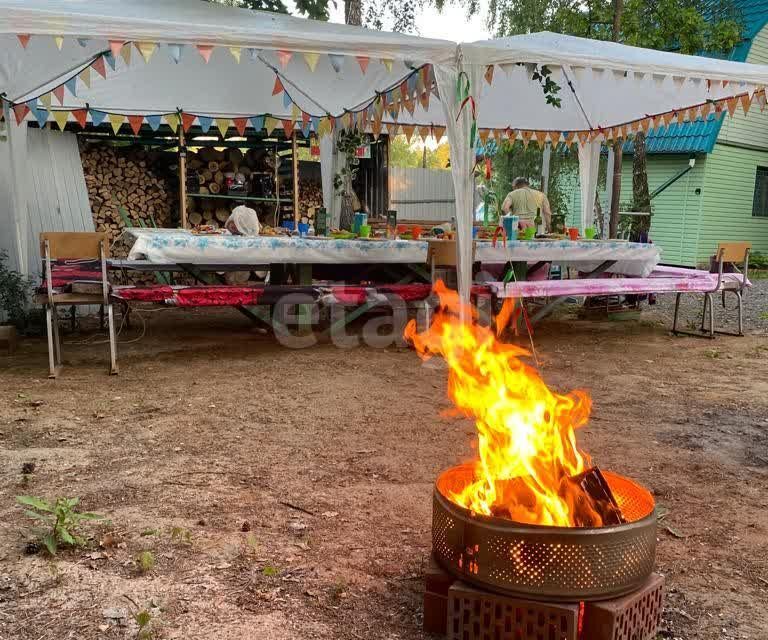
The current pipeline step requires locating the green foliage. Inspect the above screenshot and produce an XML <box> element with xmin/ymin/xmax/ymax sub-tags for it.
<box><xmin>0</xmin><ymin>250</ymin><xmax>31</xmax><ymax>330</ymax></box>
<box><xmin>389</xmin><ymin>136</ymin><xmax>451</xmax><ymax>169</ymax></box>
<box><xmin>135</xmin><ymin>609</ymin><xmax>153</xmax><ymax>640</ymax></box>
<box><xmin>136</xmin><ymin>550</ymin><xmax>156</xmax><ymax>573</ymax></box>
<box><xmin>333</xmin><ymin>130</ymin><xmax>366</xmax><ymax>195</ymax></box>
<box><xmin>749</xmin><ymin>252</ymin><xmax>768</xmax><ymax>270</ymax></box>
<box><xmin>16</xmin><ymin>496</ymin><xmax>104</xmax><ymax>555</ymax></box>
<box><xmin>170</xmin><ymin>526</ymin><xmax>192</xmax><ymax>544</ymax></box>
<box><xmin>202</xmin><ymin>0</ymin><xmax>332</xmax><ymax>21</ymax></box>
<box><xmin>262</xmin><ymin>564</ymin><xmax>280</xmax><ymax>577</ymax></box>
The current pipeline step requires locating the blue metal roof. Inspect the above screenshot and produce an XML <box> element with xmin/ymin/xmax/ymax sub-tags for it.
<box><xmin>630</xmin><ymin>1</ymin><xmax>768</xmax><ymax>155</ymax></box>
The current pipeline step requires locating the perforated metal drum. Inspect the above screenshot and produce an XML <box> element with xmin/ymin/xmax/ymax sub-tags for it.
<box><xmin>432</xmin><ymin>464</ymin><xmax>657</xmax><ymax>602</ymax></box>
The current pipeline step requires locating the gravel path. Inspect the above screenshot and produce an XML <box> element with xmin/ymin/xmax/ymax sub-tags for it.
<box><xmin>649</xmin><ymin>274</ymin><xmax>768</xmax><ymax>335</ymax></box>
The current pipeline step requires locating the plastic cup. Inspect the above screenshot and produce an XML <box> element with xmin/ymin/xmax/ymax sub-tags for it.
<box><xmin>281</xmin><ymin>220</ymin><xmax>296</xmax><ymax>232</ymax></box>
<box><xmin>502</xmin><ymin>215</ymin><xmax>519</xmax><ymax>240</ymax></box>
<box><xmin>353</xmin><ymin>212</ymin><xmax>368</xmax><ymax>234</ymax></box>
<box><xmin>584</xmin><ymin>227</ymin><xmax>596</xmax><ymax>240</ymax></box>
<box><xmin>568</xmin><ymin>227</ymin><xmax>579</xmax><ymax>241</ymax></box>
<box><xmin>359</xmin><ymin>224</ymin><xmax>371</xmax><ymax>238</ymax></box>
<box><xmin>523</xmin><ymin>226</ymin><xmax>536</xmax><ymax>240</ymax></box>
<box><xmin>298</xmin><ymin>222</ymin><xmax>310</xmax><ymax>237</ymax></box>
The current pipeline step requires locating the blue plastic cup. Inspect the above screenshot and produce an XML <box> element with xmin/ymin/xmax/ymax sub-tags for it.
<box><xmin>281</xmin><ymin>220</ymin><xmax>296</xmax><ymax>232</ymax></box>
<box><xmin>298</xmin><ymin>222</ymin><xmax>310</xmax><ymax>237</ymax></box>
<box><xmin>353</xmin><ymin>212</ymin><xmax>368</xmax><ymax>234</ymax></box>
<box><xmin>502</xmin><ymin>215</ymin><xmax>519</xmax><ymax>241</ymax></box>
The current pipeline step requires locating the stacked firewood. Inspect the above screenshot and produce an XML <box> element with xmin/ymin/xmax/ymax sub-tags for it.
<box><xmin>298</xmin><ymin>178</ymin><xmax>323</xmax><ymax>220</ymax></box>
<box><xmin>80</xmin><ymin>142</ymin><xmax>178</xmax><ymax>245</ymax></box>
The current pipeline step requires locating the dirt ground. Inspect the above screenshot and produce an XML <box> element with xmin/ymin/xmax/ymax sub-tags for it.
<box><xmin>0</xmin><ymin>308</ymin><xmax>766</xmax><ymax>640</ymax></box>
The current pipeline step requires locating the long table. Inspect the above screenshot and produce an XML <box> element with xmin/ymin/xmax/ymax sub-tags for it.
<box><xmin>122</xmin><ymin>229</ymin><xmax>661</xmax><ymax>277</ymax></box>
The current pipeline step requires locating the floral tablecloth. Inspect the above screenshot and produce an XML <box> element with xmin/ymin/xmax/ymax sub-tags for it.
<box><xmin>123</xmin><ymin>230</ymin><xmax>660</xmax><ymax>277</ymax></box>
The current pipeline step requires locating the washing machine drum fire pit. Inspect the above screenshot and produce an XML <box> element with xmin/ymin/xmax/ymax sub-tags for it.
<box><xmin>432</xmin><ymin>464</ymin><xmax>657</xmax><ymax>602</ymax></box>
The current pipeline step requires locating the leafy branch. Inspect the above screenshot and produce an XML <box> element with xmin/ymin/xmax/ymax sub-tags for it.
<box><xmin>17</xmin><ymin>495</ymin><xmax>105</xmax><ymax>555</ymax></box>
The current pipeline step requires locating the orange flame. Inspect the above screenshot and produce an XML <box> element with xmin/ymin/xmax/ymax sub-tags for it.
<box><xmin>405</xmin><ymin>282</ymin><xmax>604</xmax><ymax>527</ymax></box>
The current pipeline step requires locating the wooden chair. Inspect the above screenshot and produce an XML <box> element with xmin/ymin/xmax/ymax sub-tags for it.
<box><xmin>39</xmin><ymin>232</ymin><xmax>118</xmax><ymax>377</ymax></box>
<box><xmin>672</xmin><ymin>241</ymin><xmax>751</xmax><ymax>338</ymax></box>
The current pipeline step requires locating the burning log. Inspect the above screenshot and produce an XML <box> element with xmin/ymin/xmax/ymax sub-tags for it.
<box><xmin>567</xmin><ymin>467</ymin><xmax>625</xmax><ymax>527</ymax></box>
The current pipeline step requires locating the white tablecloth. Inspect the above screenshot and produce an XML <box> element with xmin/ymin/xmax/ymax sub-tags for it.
<box><xmin>123</xmin><ymin>230</ymin><xmax>660</xmax><ymax>276</ymax></box>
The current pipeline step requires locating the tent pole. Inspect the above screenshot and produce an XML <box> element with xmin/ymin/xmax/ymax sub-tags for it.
<box><xmin>292</xmin><ymin>132</ymin><xmax>300</xmax><ymax>228</ymax></box>
<box><xmin>178</xmin><ymin>117</ymin><xmax>188</xmax><ymax>229</ymax></box>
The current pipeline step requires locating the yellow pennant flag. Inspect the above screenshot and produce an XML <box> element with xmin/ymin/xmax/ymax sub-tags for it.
<box><xmin>79</xmin><ymin>66</ymin><xmax>91</xmax><ymax>89</ymax></box>
<box><xmin>371</xmin><ymin>119</ymin><xmax>382</xmax><ymax>140</ymax></box>
<box><xmin>264</xmin><ymin>116</ymin><xmax>279</xmax><ymax>135</ymax></box>
<box><xmin>215</xmin><ymin>118</ymin><xmax>230</xmax><ymax>138</ymax></box>
<box><xmin>291</xmin><ymin>104</ymin><xmax>301</xmax><ymax>122</ymax></box>
<box><xmin>53</xmin><ymin>110</ymin><xmax>70</xmax><ymax>131</ymax></box>
<box><xmin>54</xmin><ymin>36</ymin><xmax>64</xmax><ymax>50</ymax></box>
<box><xmin>303</xmin><ymin>52</ymin><xmax>320</xmax><ymax>71</ymax></box>
<box><xmin>521</xmin><ymin>130</ymin><xmax>534</xmax><ymax>147</ymax></box>
<box><xmin>401</xmin><ymin>124</ymin><xmax>415</xmax><ymax>144</ymax></box>
<box><xmin>165</xmin><ymin>113</ymin><xmax>180</xmax><ymax>131</ymax></box>
<box><xmin>381</xmin><ymin>58</ymin><xmax>393</xmax><ymax>72</ymax></box>
<box><xmin>549</xmin><ymin>131</ymin><xmax>562</xmax><ymax>146</ymax></box>
<box><xmin>39</xmin><ymin>93</ymin><xmax>52</xmax><ymax>109</ymax></box>
<box><xmin>534</xmin><ymin>130</ymin><xmax>548</xmax><ymax>148</ymax></box>
<box><xmin>121</xmin><ymin>43</ymin><xmax>132</xmax><ymax>65</ymax></box>
<box><xmin>478</xmin><ymin>129</ymin><xmax>490</xmax><ymax>145</ymax></box>
<box><xmin>109</xmin><ymin>114</ymin><xmax>124</xmax><ymax>135</ymax></box>
<box><xmin>341</xmin><ymin>111</ymin><xmax>352</xmax><ymax>130</ymax></box>
<box><xmin>229</xmin><ymin>47</ymin><xmax>242</xmax><ymax>63</ymax></box>
<box><xmin>137</xmin><ymin>42</ymin><xmax>157</xmax><ymax>64</ymax></box>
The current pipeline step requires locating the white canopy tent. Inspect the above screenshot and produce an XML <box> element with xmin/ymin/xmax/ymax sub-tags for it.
<box><xmin>3</xmin><ymin>1</ymin><xmax>768</xmax><ymax>300</ymax></box>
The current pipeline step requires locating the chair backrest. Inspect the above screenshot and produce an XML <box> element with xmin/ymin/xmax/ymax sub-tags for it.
<box><xmin>716</xmin><ymin>241</ymin><xmax>751</xmax><ymax>263</ymax></box>
<box><xmin>40</xmin><ymin>232</ymin><xmax>109</xmax><ymax>260</ymax></box>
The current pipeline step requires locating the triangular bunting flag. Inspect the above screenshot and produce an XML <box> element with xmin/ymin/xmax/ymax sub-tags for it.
<box><xmin>371</xmin><ymin>119</ymin><xmax>382</xmax><ymax>140</ymax></box>
<box><xmin>64</xmin><ymin>77</ymin><xmax>77</xmax><ymax>97</ymax></box>
<box><xmin>229</xmin><ymin>47</ymin><xmax>241</xmax><ymax>63</ymax></box>
<box><xmin>276</xmin><ymin>50</ymin><xmax>292</xmax><ymax>68</ymax></box>
<box><xmin>521</xmin><ymin>130</ymin><xmax>534</xmax><ymax>148</ymax></box>
<box><xmin>272</xmin><ymin>76</ymin><xmax>284</xmax><ymax>96</ymax></box>
<box><xmin>246</xmin><ymin>48</ymin><xmax>261</xmax><ymax>61</ymax></box>
<box><xmin>726</xmin><ymin>96</ymin><xmax>738</xmax><ymax>117</ymax></box>
<box><xmin>499</xmin><ymin>62</ymin><xmax>516</xmax><ymax>76</ymax></box>
<box><xmin>109</xmin><ymin>40</ymin><xmax>124</xmax><ymax>57</ymax></box>
<box><xmin>419</xmin><ymin>90</ymin><xmax>430</xmax><ymax>110</ymax></box>
<box><xmin>484</xmin><ymin>65</ymin><xmax>494</xmax><ymax>85</ymax></box>
<box><xmin>233</xmin><ymin>117</ymin><xmax>248</xmax><ymax>136</ymax></box>
<box><xmin>165</xmin><ymin>113</ymin><xmax>180</xmax><ymax>131</ymax></box>
<box><xmin>215</xmin><ymin>118</ymin><xmax>230</xmax><ymax>138</ymax></box>
<box><xmin>92</xmin><ymin>56</ymin><xmax>107</xmax><ymax>79</ymax></box>
<box><xmin>757</xmin><ymin>90</ymin><xmax>767</xmax><ymax>111</ymax></box>
<box><xmin>72</xmin><ymin>109</ymin><xmax>88</xmax><ymax>128</ymax></box>
<box><xmin>90</xmin><ymin>110</ymin><xmax>108</xmax><ymax>127</ymax></box>
<box><xmin>564</xmin><ymin>131</ymin><xmax>576</xmax><ymax>147</ymax></box>
<box><xmin>283</xmin><ymin>91</ymin><xmax>292</xmax><ymax>109</ymax></box>
<box><xmin>676</xmin><ymin>110</ymin><xmax>685</xmax><ymax>125</ymax></box>
<box><xmin>181</xmin><ymin>112</ymin><xmax>196</xmax><ymax>132</ymax></box>
<box><xmin>137</xmin><ymin>42</ymin><xmax>157</xmax><ymax>64</ymax></box>
<box><xmin>77</xmin><ymin>38</ymin><xmax>90</xmax><ymax>48</ymax></box>
<box><xmin>28</xmin><ymin>102</ymin><xmax>48</xmax><ymax>128</ymax></box>
<box><xmin>418</xmin><ymin>125</ymin><xmax>430</xmax><ymax>141</ymax></box>
<box><xmin>54</xmin><ymin>36</ymin><xmax>64</xmax><ymax>51</ymax></box>
<box><xmin>381</xmin><ymin>58</ymin><xmax>393</xmax><ymax>72</ymax></box>
<box><xmin>576</xmin><ymin>130</ymin><xmax>589</xmax><ymax>145</ymax></box>
<box><xmin>740</xmin><ymin>93</ymin><xmax>751</xmax><ymax>115</ymax></box>
<box><xmin>40</xmin><ymin>93</ymin><xmax>52</xmax><ymax>109</ymax></box>
<box><xmin>356</xmin><ymin>56</ymin><xmax>369</xmax><ymax>73</ymax></box>
<box><xmin>198</xmin><ymin>115</ymin><xmax>213</xmax><ymax>133</ymax></box>
<box><xmin>167</xmin><ymin>43</ymin><xmax>185</xmax><ymax>64</ymax></box>
<box><xmin>700</xmin><ymin>102</ymin><xmax>712</xmax><ymax>119</ymax></box>
<box><xmin>341</xmin><ymin>111</ymin><xmax>352</xmax><ymax>130</ymax></box>
<box><xmin>128</xmin><ymin>115</ymin><xmax>144</xmax><ymax>135</ymax></box>
<box><xmin>433</xmin><ymin>125</ymin><xmax>445</xmax><ymax>142</ymax></box>
<box><xmin>250</xmin><ymin>115</ymin><xmax>264</xmax><ymax>132</ymax></box>
<box><xmin>478</xmin><ymin>129</ymin><xmax>490</xmax><ymax>145</ymax></box>
<box><xmin>282</xmin><ymin>119</ymin><xmax>295</xmax><ymax>138</ymax></box>
<box><xmin>303</xmin><ymin>52</ymin><xmax>320</xmax><ymax>72</ymax></box>
<box><xmin>121</xmin><ymin>43</ymin><xmax>132</xmax><ymax>65</ymax></box>
<box><xmin>534</xmin><ymin>130</ymin><xmax>548</xmax><ymax>148</ymax></box>
<box><xmin>653</xmin><ymin>114</ymin><xmax>664</xmax><ymax>130</ymax></box>
<box><xmin>53</xmin><ymin>85</ymin><xmax>65</xmax><ymax>104</ymax></box>
<box><xmin>104</xmin><ymin>52</ymin><xmax>117</xmax><ymax>71</ymax></box>
<box><xmin>291</xmin><ymin>104</ymin><xmax>301</xmax><ymax>122</ymax></box>
<box><xmin>663</xmin><ymin>111</ymin><xmax>675</xmax><ymax>126</ymax></box>
<box><xmin>197</xmin><ymin>44</ymin><xmax>214</xmax><ymax>63</ymax></box>
<box><xmin>146</xmin><ymin>114</ymin><xmax>162</xmax><ymax>131</ymax></box>
<box><xmin>328</xmin><ymin>54</ymin><xmax>344</xmax><ymax>73</ymax></box>
<box><xmin>264</xmin><ymin>116</ymin><xmax>279</xmax><ymax>135</ymax></box>
<box><xmin>549</xmin><ymin>131</ymin><xmax>562</xmax><ymax>146</ymax></box>
<box><xmin>79</xmin><ymin>66</ymin><xmax>91</xmax><ymax>89</ymax></box>
<box><xmin>17</xmin><ymin>34</ymin><xmax>30</xmax><ymax>49</ymax></box>
<box><xmin>109</xmin><ymin>113</ymin><xmax>124</xmax><ymax>135</ymax></box>
<box><xmin>53</xmin><ymin>110</ymin><xmax>69</xmax><ymax>130</ymax></box>
<box><xmin>301</xmin><ymin>111</ymin><xmax>311</xmax><ymax>128</ymax></box>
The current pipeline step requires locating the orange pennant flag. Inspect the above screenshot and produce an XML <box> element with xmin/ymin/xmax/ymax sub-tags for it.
<box><xmin>740</xmin><ymin>93</ymin><xmax>751</xmax><ymax>115</ymax></box>
<box><xmin>181</xmin><ymin>112</ymin><xmax>196</xmax><ymax>132</ymax></box>
<box><xmin>675</xmin><ymin>110</ymin><xmax>685</xmax><ymax>125</ymax></box>
<box><xmin>521</xmin><ymin>130</ymin><xmax>533</xmax><ymax>147</ymax></box>
<box><xmin>356</xmin><ymin>56</ymin><xmax>370</xmax><ymax>73</ymax></box>
<box><xmin>418</xmin><ymin>125</ymin><xmax>430</xmax><ymax>141</ymax></box>
<box><xmin>128</xmin><ymin>115</ymin><xmax>144</xmax><ymax>135</ymax></box>
<box><xmin>276</xmin><ymin>50</ymin><xmax>292</xmax><ymax>68</ymax></box>
<box><xmin>478</xmin><ymin>129</ymin><xmax>490</xmax><ymax>145</ymax></box>
<box><xmin>109</xmin><ymin>40</ymin><xmax>124</xmax><ymax>58</ymax></box>
<box><xmin>53</xmin><ymin>85</ymin><xmax>65</xmax><ymax>105</ymax></box>
<box><xmin>72</xmin><ymin>108</ymin><xmax>88</xmax><ymax>128</ymax></box>
<box><xmin>549</xmin><ymin>131</ymin><xmax>562</xmax><ymax>146</ymax></box>
<box><xmin>17</xmin><ymin>34</ymin><xmax>31</xmax><ymax>49</ymax></box>
<box><xmin>576</xmin><ymin>130</ymin><xmax>589</xmax><ymax>145</ymax></box>
<box><xmin>92</xmin><ymin>56</ymin><xmax>107</xmax><ymax>79</ymax></box>
<box><xmin>726</xmin><ymin>96</ymin><xmax>738</xmax><ymax>117</ymax></box>
<box><xmin>233</xmin><ymin>118</ymin><xmax>248</xmax><ymax>136</ymax></box>
<box><xmin>402</xmin><ymin>125</ymin><xmax>415</xmax><ymax>144</ymax></box>
<box><xmin>196</xmin><ymin>44</ymin><xmax>214</xmax><ymax>63</ymax></box>
<box><xmin>433</xmin><ymin>126</ymin><xmax>446</xmax><ymax>142</ymax></box>
<box><xmin>272</xmin><ymin>76</ymin><xmax>284</xmax><ymax>96</ymax></box>
<box><xmin>13</xmin><ymin>104</ymin><xmax>29</xmax><ymax>125</ymax></box>
<box><xmin>484</xmin><ymin>65</ymin><xmax>494</xmax><ymax>85</ymax></box>
<box><xmin>282</xmin><ymin>119</ymin><xmax>295</xmax><ymax>138</ymax></box>
<box><xmin>700</xmin><ymin>102</ymin><xmax>712</xmax><ymax>119</ymax></box>
<box><xmin>534</xmin><ymin>130</ymin><xmax>548</xmax><ymax>148</ymax></box>
<box><xmin>564</xmin><ymin>131</ymin><xmax>576</xmax><ymax>147</ymax></box>
<box><xmin>663</xmin><ymin>111</ymin><xmax>675</xmax><ymax>126</ymax></box>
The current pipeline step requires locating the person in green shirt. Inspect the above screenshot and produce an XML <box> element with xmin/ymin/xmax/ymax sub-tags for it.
<box><xmin>501</xmin><ymin>177</ymin><xmax>552</xmax><ymax>232</ymax></box>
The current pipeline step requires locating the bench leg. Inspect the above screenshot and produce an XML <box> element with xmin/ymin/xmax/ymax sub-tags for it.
<box><xmin>705</xmin><ymin>292</ymin><xmax>715</xmax><ymax>338</ymax></box>
<box><xmin>107</xmin><ymin>304</ymin><xmax>119</xmax><ymax>375</ymax></box>
<box><xmin>672</xmin><ymin>293</ymin><xmax>682</xmax><ymax>334</ymax></box>
<box><xmin>46</xmin><ymin>305</ymin><xmax>61</xmax><ymax>379</ymax></box>
<box><xmin>700</xmin><ymin>293</ymin><xmax>709</xmax><ymax>332</ymax></box>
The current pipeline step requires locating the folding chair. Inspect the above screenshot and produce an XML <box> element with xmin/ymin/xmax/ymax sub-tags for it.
<box><xmin>672</xmin><ymin>241</ymin><xmax>751</xmax><ymax>338</ymax></box>
<box><xmin>39</xmin><ymin>232</ymin><xmax>118</xmax><ymax>377</ymax></box>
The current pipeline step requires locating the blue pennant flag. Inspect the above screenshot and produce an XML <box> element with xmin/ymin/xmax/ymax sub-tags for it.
<box><xmin>27</xmin><ymin>101</ymin><xmax>48</xmax><ymax>127</ymax></box>
<box><xmin>247</xmin><ymin>48</ymin><xmax>261</xmax><ymax>61</ymax></box>
<box><xmin>64</xmin><ymin>77</ymin><xmax>78</xmax><ymax>96</ymax></box>
<box><xmin>311</xmin><ymin>116</ymin><xmax>320</xmax><ymax>132</ymax></box>
<box><xmin>282</xmin><ymin>92</ymin><xmax>292</xmax><ymax>109</ymax></box>
<box><xmin>250</xmin><ymin>115</ymin><xmax>264</xmax><ymax>131</ymax></box>
<box><xmin>197</xmin><ymin>115</ymin><xmax>213</xmax><ymax>133</ymax></box>
<box><xmin>301</xmin><ymin>121</ymin><xmax>311</xmax><ymax>138</ymax></box>
<box><xmin>90</xmin><ymin>110</ymin><xmax>108</xmax><ymax>127</ymax></box>
<box><xmin>104</xmin><ymin>52</ymin><xmax>117</xmax><ymax>71</ymax></box>
<box><xmin>167</xmin><ymin>43</ymin><xmax>185</xmax><ymax>64</ymax></box>
<box><xmin>328</xmin><ymin>54</ymin><xmax>344</xmax><ymax>73</ymax></box>
<box><xmin>407</xmin><ymin>74</ymin><xmax>417</xmax><ymax>94</ymax></box>
<box><xmin>146</xmin><ymin>115</ymin><xmax>162</xmax><ymax>131</ymax></box>
<box><xmin>77</xmin><ymin>38</ymin><xmax>89</xmax><ymax>48</ymax></box>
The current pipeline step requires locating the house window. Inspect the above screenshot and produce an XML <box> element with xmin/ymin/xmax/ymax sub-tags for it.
<box><xmin>753</xmin><ymin>167</ymin><xmax>768</xmax><ymax>217</ymax></box>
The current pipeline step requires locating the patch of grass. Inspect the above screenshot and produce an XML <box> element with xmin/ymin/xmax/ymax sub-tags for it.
<box><xmin>16</xmin><ymin>496</ymin><xmax>104</xmax><ymax>555</ymax></box>
<box><xmin>140</xmin><ymin>528</ymin><xmax>159</xmax><ymax>537</ymax></box>
<box><xmin>136</xmin><ymin>550</ymin><xmax>156</xmax><ymax>574</ymax></box>
<box><xmin>169</xmin><ymin>526</ymin><xmax>192</xmax><ymax>544</ymax></box>
<box><xmin>261</xmin><ymin>563</ymin><xmax>280</xmax><ymax>577</ymax></box>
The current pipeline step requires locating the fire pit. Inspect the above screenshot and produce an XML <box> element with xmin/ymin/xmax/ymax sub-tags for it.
<box><xmin>433</xmin><ymin>463</ymin><xmax>656</xmax><ymax>601</ymax></box>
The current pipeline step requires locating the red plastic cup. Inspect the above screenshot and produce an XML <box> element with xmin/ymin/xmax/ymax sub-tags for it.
<box><xmin>568</xmin><ymin>227</ymin><xmax>579</xmax><ymax>241</ymax></box>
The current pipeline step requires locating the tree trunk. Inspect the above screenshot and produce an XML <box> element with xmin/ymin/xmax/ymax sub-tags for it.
<box><xmin>632</xmin><ymin>131</ymin><xmax>651</xmax><ymax>213</ymax></box>
<box><xmin>608</xmin><ymin>0</ymin><xmax>624</xmax><ymax>238</ymax></box>
<box><xmin>345</xmin><ymin>0</ymin><xmax>362</xmax><ymax>25</ymax></box>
